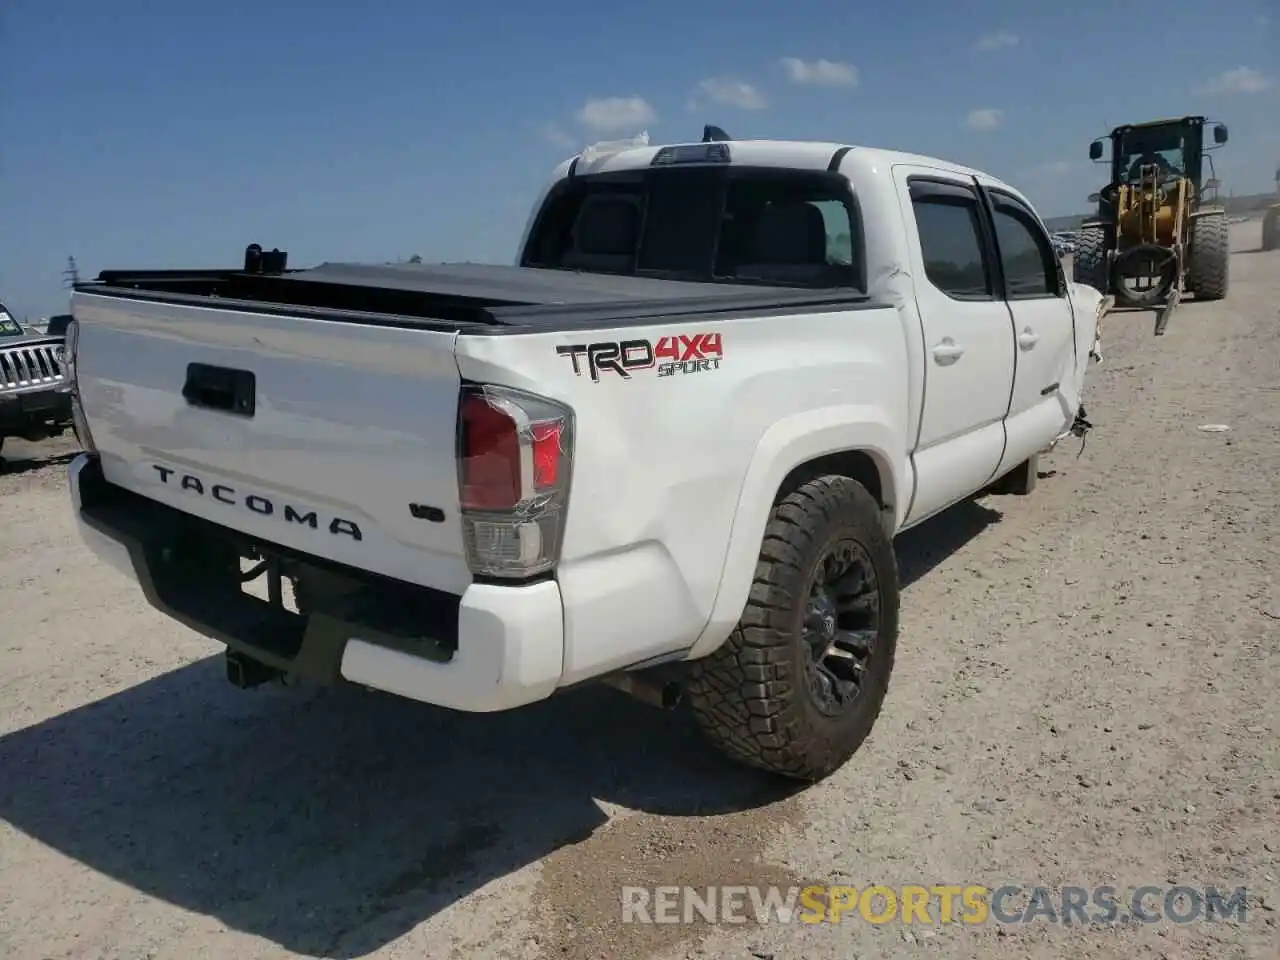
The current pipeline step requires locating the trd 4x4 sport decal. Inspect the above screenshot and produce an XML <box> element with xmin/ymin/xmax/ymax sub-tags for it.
<box><xmin>556</xmin><ymin>333</ymin><xmax>723</xmax><ymax>382</ymax></box>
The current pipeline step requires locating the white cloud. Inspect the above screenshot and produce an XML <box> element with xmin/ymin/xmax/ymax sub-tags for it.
<box><xmin>689</xmin><ymin>77</ymin><xmax>768</xmax><ymax>111</ymax></box>
<box><xmin>575</xmin><ymin>96</ymin><xmax>658</xmax><ymax>134</ymax></box>
<box><xmin>1195</xmin><ymin>66</ymin><xmax>1273</xmax><ymax>94</ymax></box>
<box><xmin>779</xmin><ymin>57</ymin><xmax>859</xmax><ymax>87</ymax></box>
<box><xmin>538</xmin><ymin>123</ymin><xmax>576</xmax><ymax>150</ymax></box>
<box><xmin>965</xmin><ymin>108</ymin><xmax>1004</xmax><ymax>131</ymax></box>
<box><xmin>974</xmin><ymin>31</ymin><xmax>1019</xmax><ymax>52</ymax></box>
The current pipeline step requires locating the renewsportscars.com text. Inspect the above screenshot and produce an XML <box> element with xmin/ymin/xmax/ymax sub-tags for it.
<box><xmin>621</xmin><ymin>884</ymin><xmax>1250</xmax><ymax>926</ymax></box>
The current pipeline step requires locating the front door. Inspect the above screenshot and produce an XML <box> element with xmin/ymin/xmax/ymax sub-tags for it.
<box><xmin>976</xmin><ymin>181</ymin><xmax>1079</xmax><ymax>474</ymax></box>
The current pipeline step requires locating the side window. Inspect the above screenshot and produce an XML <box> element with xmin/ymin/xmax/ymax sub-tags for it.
<box><xmin>812</xmin><ymin>200</ymin><xmax>854</xmax><ymax>265</ymax></box>
<box><xmin>990</xmin><ymin>196</ymin><xmax>1061</xmax><ymax>298</ymax></box>
<box><xmin>0</xmin><ymin>302</ymin><xmax>20</xmax><ymax>335</ymax></box>
<box><xmin>910</xmin><ymin>192</ymin><xmax>993</xmax><ymax>299</ymax></box>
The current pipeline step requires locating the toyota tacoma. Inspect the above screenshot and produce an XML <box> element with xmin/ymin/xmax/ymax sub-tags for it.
<box><xmin>64</xmin><ymin>131</ymin><xmax>1105</xmax><ymax>780</ymax></box>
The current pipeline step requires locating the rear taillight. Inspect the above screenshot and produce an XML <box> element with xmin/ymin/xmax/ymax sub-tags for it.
<box><xmin>457</xmin><ymin>384</ymin><xmax>573</xmax><ymax>579</ymax></box>
<box><xmin>64</xmin><ymin>319</ymin><xmax>97</xmax><ymax>454</ymax></box>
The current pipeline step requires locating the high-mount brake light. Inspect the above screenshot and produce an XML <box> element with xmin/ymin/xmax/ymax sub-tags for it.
<box><xmin>457</xmin><ymin>385</ymin><xmax>574</xmax><ymax>578</ymax></box>
<box><xmin>650</xmin><ymin>142</ymin><xmax>731</xmax><ymax>166</ymax></box>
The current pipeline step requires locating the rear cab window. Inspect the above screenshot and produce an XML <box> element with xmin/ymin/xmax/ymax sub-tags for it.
<box><xmin>521</xmin><ymin>164</ymin><xmax>864</xmax><ymax>291</ymax></box>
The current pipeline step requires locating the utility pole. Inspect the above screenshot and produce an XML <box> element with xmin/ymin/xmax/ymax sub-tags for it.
<box><xmin>62</xmin><ymin>256</ymin><xmax>81</xmax><ymax>288</ymax></box>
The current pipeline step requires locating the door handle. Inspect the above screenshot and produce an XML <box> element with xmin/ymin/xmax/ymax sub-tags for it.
<box><xmin>932</xmin><ymin>338</ymin><xmax>964</xmax><ymax>364</ymax></box>
<box><xmin>1018</xmin><ymin>327</ymin><xmax>1040</xmax><ymax>351</ymax></box>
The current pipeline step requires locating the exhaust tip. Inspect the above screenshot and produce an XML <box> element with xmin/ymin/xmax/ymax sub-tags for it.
<box><xmin>601</xmin><ymin>672</ymin><xmax>685</xmax><ymax>710</ymax></box>
<box><xmin>657</xmin><ymin>681</ymin><xmax>683</xmax><ymax>709</ymax></box>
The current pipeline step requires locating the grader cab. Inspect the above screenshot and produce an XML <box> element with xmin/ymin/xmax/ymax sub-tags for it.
<box><xmin>1073</xmin><ymin>116</ymin><xmax>1230</xmax><ymax>335</ymax></box>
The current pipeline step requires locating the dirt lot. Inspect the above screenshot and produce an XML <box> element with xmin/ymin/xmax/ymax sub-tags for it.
<box><xmin>2</xmin><ymin>225</ymin><xmax>1277</xmax><ymax>960</ymax></box>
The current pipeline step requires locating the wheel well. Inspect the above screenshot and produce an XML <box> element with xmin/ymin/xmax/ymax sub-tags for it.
<box><xmin>775</xmin><ymin>451</ymin><xmax>886</xmax><ymax>510</ymax></box>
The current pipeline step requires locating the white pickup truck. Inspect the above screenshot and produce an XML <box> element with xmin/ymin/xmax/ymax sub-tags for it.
<box><xmin>65</xmin><ymin>134</ymin><xmax>1104</xmax><ymax>781</ymax></box>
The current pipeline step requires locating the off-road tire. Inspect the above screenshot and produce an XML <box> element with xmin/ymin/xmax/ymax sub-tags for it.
<box><xmin>1187</xmin><ymin>211</ymin><xmax>1229</xmax><ymax>301</ymax></box>
<box><xmin>686</xmin><ymin>476</ymin><xmax>900</xmax><ymax>781</ymax></box>
<box><xmin>1262</xmin><ymin>208</ymin><xmax>1280</xmax><ymax>252</ymax></box>
<box><xmin>1072</xmin><ymin>224</ymin><xmax>1109</xmax><ymax>295</ymax></box>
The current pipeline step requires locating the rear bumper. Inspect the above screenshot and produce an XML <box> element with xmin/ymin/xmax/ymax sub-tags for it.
<box><xmin>67</xmin><ymin>453</ymin><xmax>565</xmax><ymax>712</ymax></box>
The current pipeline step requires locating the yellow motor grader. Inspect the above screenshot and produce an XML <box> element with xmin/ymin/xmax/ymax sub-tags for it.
<box><xmin>1261</xmin><ymin>163</ymin><xmax>1279</xmax><ymax>252</ymax></box>
<box><xmin>1073</xmin><ymin>116</ymin><xmax>1230</xmax><ymax>335</ymax></box>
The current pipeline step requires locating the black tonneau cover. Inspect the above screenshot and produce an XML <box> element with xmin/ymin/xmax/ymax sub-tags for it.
<box><xmin>80</xmin><ymin>260</ymin><xmax>877</xmax><ymax>334</ymax></box>
<box><xmin>294</xmin><ymin>261</ymin><xmax>793</xmax><ymax>304</ymax></box>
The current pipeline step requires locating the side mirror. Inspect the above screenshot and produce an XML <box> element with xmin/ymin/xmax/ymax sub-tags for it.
<box><xmin>1205</xmin><ymin>178</ymin><xmax>1221</xmax><ymax>191</ymax></box>
<box><xmin>1089</xmin><ymin>140</ymin><xmax>1104</xmax><ymax>161</ymax></box>
<box><xmin>1213</xmin><ymin>124</ymin><xmax>1228</xmax><ymax>145</ymax></box>
<box><xmin>1087</xmin><ymin>192</ymin><xmax>1101</xmax><ymax>204</ymax></box>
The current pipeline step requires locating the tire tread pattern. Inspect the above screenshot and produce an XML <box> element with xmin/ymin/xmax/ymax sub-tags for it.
<box><xmin>1073</xmin><ymin>225</ymin><xmax>1109</xmax><ymax>295</ymax></box>
<box><xmin>1261</xmin><ymin>208</ymin><xmax>1279</xmax><ymax>252</ymax></box>
<box><xmin>1188</xmin><ymin>212</ymin><xmax>1229</xmax><ymax>300</ymax></box>
<box><xmin>686</xmin><ymin>476</ymin><xmax>899</xmax><ymax>781</ymax></box>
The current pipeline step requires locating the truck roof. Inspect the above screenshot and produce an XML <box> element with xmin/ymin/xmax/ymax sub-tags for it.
<box><xmin>569</xmin><ymin>137</ymin><xmax>995</xmax><ymax>186</ymax></box>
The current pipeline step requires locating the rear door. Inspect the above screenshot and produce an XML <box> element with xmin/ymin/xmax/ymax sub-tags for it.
<box><xmin>892</xmin><ymin>167</ymin><xmax>1017</xmax><ymax>525</ymax></box>
<box><xmin>977</xmin><ymin>182</ymin><xmax>1079</xmax><ymax>473</ymax></box>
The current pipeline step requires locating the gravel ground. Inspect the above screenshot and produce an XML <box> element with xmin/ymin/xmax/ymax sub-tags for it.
<box><xmin>1</xmin><ymin>224</ymin><xmax>1277</xmax><ymax>960</ymax></box>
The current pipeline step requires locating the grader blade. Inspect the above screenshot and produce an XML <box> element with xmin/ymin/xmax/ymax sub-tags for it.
<box><xmin>1154</xmin><ymin>285</ymin><xmax>1181</xmax><ymax>336</ymax></box>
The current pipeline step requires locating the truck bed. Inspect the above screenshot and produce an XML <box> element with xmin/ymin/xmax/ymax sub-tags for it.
<box><xmin>80</xmin><ymin>261</ymin><xmax>873</xmax><ymax>333</ymax></box>
<box><xmin>68</xmin><ymin>257</ymin><xmax>880</xmax><ymax>601</ymax></box>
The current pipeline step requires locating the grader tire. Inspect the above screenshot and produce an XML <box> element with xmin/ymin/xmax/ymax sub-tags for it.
<box><xmin>1187</xmin><ymin>211</ymin><xmax>1229</xmax><ymax>301</ymax></box>
<box><xmin>1072</xmin><ymin>225</ymin><xmax>1109</xmax><ymax>295</ymax></box>
<box><xmin>1262</xmin><ymin>208</ymin><xmax>1280</xmax><ymax>252</ymax></box>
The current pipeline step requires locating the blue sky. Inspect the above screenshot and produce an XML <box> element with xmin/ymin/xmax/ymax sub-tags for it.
<box><xmin>2</xmin><ymin>0</ymin><xmax>1276</xmax><ymax>320</ymax></box>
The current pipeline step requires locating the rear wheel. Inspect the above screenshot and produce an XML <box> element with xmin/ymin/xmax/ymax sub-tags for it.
<box><xmin>1187</xmin><ymin>211</ymin><xmax>1229</xmax><ymax>301</ymax></box>
<box><xmin>686</xmin><ymin>476</ymin><xmax>900</xmax><ymax>781</ymax></box>
<box><xmin>1072</xmin><ymin>225</ymin><xmax>1109</xmax><ymax>295</ymax></box>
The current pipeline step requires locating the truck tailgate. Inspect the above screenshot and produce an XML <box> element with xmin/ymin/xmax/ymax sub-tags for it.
<box><xmin>72</xmin><ymin>292</ymin><xmax>473</xmax><ymax>595</ymax></box>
